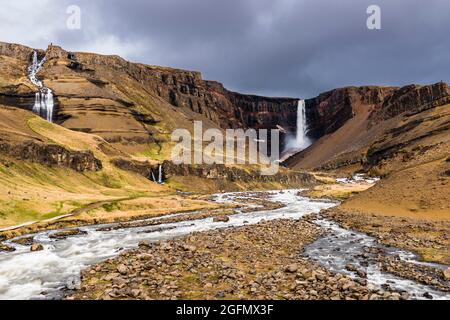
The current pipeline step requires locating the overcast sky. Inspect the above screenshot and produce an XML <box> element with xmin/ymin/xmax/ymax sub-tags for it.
<box><xmin>1</xmin><ymin>0</ymin><xmax>449</xmax><ymax>98</ymax></box>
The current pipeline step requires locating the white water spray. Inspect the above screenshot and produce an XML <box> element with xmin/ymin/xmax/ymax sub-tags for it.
<box><xmin>295</xmin><ymin>100</ymin><xmax>310</xmax><ymax>148</ymax></box>
<box><xmin>28</xmin><ymin>51</ymin><xmax>54</xmax><ymax>122</ymax></box>
<box><xmin>284</xmin><ymin>99</ymin><xmax>311</xmax><ymax>152</ymax></box>
<box><xmin>158</xmin><ymin>165</ymin><xmax>163</xmax><ymax>184</ymax></box>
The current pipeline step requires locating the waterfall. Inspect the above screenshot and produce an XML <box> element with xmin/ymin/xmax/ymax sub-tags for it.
<box><xmin>284</xmin><ymin>99</ymin><xmax>311</xmax><ymax>153</ymax></box>
<box><xmin>151</xmin><ymin>171</ymin><xmax>156</xmax><ymax>182</ymax></box>
<box><xmin>295</xmin><ymin>99</ymin><xmax>310</xmax><ymax>149</ymax></box>
<box><xmin>158</xmin><ymin>165</ymin><xmax>163</xmax><ymax>184</ymax></box>
<box><xmin>27</xmin><ymin>51</ymin><xmax>54</xmax><ymax>122</ymax></box>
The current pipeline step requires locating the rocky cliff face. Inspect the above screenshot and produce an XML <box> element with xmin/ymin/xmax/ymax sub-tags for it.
<box><xmin>286</xmin><ymin>82</ymin><xmax>450</xmax><ymax>171</ymax></box>
<box><xmin>369</xmin><ymin>82</ymin><xmax>450</xmax><ymax>123</ymax></box>
<box><xmin>112</xmin><ymin>158</ymin><xmax>316</xmax><ymax>185</ymax></box>
<box><xmin>72</xmin><ymin>51</ymin><xmax>299</xmax><ymax>132</ymax></box>
<box><xmin>305</xmin><ymin>86</ymin><xmax>397</xmax><ymax>139</ymax></box>
<box><xmin>0</xmin><ymin>42</ymin><xmax>299</xmax><ymax>155</ymax></box>
<box><xmin>0</xmin><ymin>140</ymin><xmax>102</xmax><ymax>172</ymax></box>
<box><xmin>304</xmin><ymin>83</ymin><xmax>450</xmax><ymax>141</ymax></box>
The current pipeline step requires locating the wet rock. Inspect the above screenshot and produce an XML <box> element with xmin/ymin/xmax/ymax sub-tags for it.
<box><xmin>11</xmin><ymin>236</ymin><xmax>34</xmax><ymax>246</ymax></box>
<box><xmin>138</xmin><ymin>241</ymin><xmax>152</xmax><ymax>248</ymax></box>
<box><xmin>213</xmin><ymin>215</ymin><xmax>230</xmax><ymax>223</ymax></box>
<box><xmin>30</xmin><ymin>243</ymin><xmax>44</xmax><ymax>252</ymax></box>
<box><xmin>443</xmin><ymin>268</ymin><xmax>450</xmax><ymax>281</ymax></box>
<box><xmin>356</xmin><ymin>270</ymin><xmax>367</xmax><ymax>279</ymax></box>
<box><xmin>0</xmin><ymin>243</ymin><xmax>16</xmax><ymax>252</ymax></box>
<box><xmin>423</xmin><ymin>292</ymin><xmax>433</xmax><ymax>300</ymax></box>
<box><xmin>345</xmin><ymin>264</ymin><xmax>358</xmax><ymax>272</ymax></box>
<box><xmin>49</xmin><ymin>229</ymin><xmax>87</xmax><ymax>240</ymax></box>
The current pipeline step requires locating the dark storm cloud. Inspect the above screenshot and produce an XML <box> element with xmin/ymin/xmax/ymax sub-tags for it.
<box><xmin>2</xmin><ymin>0</ymin><xmax>450</xmax><ymax>98</ymax></box>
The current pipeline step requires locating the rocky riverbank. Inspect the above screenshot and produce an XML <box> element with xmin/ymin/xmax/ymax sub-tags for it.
<box><xmin>326</xmin><ymin>208</ymin><xmax>450</xmax><ymax>266</ymax></box>
<box><xmin>67</xmin><ymin>218</ymin><xmax>405</xmax><ymax>300</ymax></box>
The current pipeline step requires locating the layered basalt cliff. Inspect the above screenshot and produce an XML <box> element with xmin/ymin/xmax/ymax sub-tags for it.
<box><xmin>112</xmin><ymin>158</ymin><xmax>316</xmax><ymax>185</ymax></box>
<box><xmin>71</xmin><ymin>49</ymin><xmax>299</xmax><ymax>132</ymax></box>
<box><xmin>0</xmin><ymin>140</ymin><xmax>102</xmax><ymax>172</ymax></box>
<box><xmin>286</xmin><ymin>82</ymin><xmax>450</xmax><ymax>171</ymax></box>
<box><xmin>305</xmin><ymin>86</ymin><xmax>397</xmax><ymax>139</ymax></box>
<box><xmin>304</xmin><ymin>83</ymin><xmax>450</xmax><ymax>141</ymax></box>
<box><xmin>0</xmin><ymin>43</ymin><xmax>40</xmax><ymax>110</ymax></box>
<box><xmin>369</xmin><ymin>82</ymin><xmax>450</xmax><ymax>123</ymax></box>
<box><xmin>0</xmin><ymin>42</ymin><xmax>299</xmax><ymax>154</ymax></box>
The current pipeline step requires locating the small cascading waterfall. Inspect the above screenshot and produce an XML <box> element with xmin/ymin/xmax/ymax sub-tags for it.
<box><xmin>149</xmin><ymin>165</ymin><xmax>163</xmax><ymax>184</ymax></box>
<box><xmin>158</xmin><ymin>164</ymin><xmax>163</xmax><ymax>184</ymax></box>
<box><xmin>28</xmin><ymin>51</ymin><xmax>54</xmax><ymax>122</ymax></box>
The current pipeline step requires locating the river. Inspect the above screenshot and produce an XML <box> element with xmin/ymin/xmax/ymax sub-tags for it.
<box><xmin>0</xmin><ymin>189</ymin><xmax>448</xmax><ymax>300</ymax></box>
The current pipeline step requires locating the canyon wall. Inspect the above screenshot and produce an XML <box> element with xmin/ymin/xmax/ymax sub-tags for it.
<box><xmin>71</xmin><ymin>49</ymin><xmax>299</xmax><ymax>133</ymax></box>
<box><xmin>305</xmin><ymin>86</ymin><xmax>397</xmax><ymax>139</ymax></box>
<box><xmin>112</xmin><ymin>158</ymin><xmax>316</xmax><ymax>185</ymax></box>
<box><xmin>0</xmin><ymin>140</ymin><xmax>102</xmax><ymax>172</ymax></box>
<box><xmin>304</xmin><ymin>83</ymin><xmax>450</xmax><ymax>141</ymax></box>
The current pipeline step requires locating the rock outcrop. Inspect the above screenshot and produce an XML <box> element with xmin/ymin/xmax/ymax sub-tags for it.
<box><xmin>0</xmin><ymin>140</ymin><xmax>102</xmax><ymax>172</ymax></box>
<box><xmin>369</xmin><ymin>82</ymin><xmax>450</xmax><ymax>123</ymax></box>
<box><xmin>112</xmin><ymin>158</ymin><xmax>316</xmax><ymax>185</ymax></box>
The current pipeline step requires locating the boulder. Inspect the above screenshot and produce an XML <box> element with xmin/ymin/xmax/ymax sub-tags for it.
<box><xmin>443</xmin><ymin>268</ymin><xmax>450</xmax><ymax>281</ymax></box>
<box><xmin>213</xmin><ymin>215</ymin><xmax>230</xmax><ymax>223</ymax></box>
<box><xmin>30</xmin><ymin>243</ymin><xmax>44</xmax><ymax>252</ymax></box>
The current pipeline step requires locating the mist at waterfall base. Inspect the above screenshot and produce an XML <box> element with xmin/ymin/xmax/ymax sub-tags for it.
<box><xmin>28</xmin><ymin>51</ymin><xmax>54</xmax><ymax>123</ymax></box>
<box><xmin>283</xmin><ymin>100</ymin><xmax>312</xmax><ymax>153</ymax></box>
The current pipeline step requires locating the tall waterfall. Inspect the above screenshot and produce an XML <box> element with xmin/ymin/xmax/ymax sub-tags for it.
<box><xmin>284</xmin><ymin>99</ymin><xmax>311</xmax><ymax>152</ymax></box>
<box><xmin>28</xmin><ymin>51</ymin><xmax>54</xmax><ymax>122</ymax></box>
<box><xmin>295</xmin><ymin>99</ymin><xmax>310</xmax><ymax>149</ymax></box>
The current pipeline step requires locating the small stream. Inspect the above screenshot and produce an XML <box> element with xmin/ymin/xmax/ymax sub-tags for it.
<box><xmin>304</xmin><ymin>218</ymin><xmax>449</xmax><ymax>300</ymax></box>
<box><xmin>0</xmin><ymin>189</ymin><xmax>448</xmax><ymax>300</ymax></box>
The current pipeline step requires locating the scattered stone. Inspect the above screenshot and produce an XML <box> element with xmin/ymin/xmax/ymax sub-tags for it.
<box><xmin>345</xmin><ymin>264</ymin><xmax>358</xmax><ymax>272</ymax></box>
<box><xmin>213</xmin><ymin>215</ymin><xmax>230</xmax><ymax>223</ymax></box>
<box><xmin>443</xmin><ymin>268</ymin><xmax>450</xmax><ymax>281</ymax></box>
<box><xmin>117</xmin><ymin>264</ymin><xmax>129</xmax><ymax>275</ymax></box>
<box><xmin>285</xmin><ymin>264</ymin><xmax>298</xmax><ymax>273</ymax></box>
<box><xmin>11</xmin><ymin>236</ymin><xmax>34</xmax><ymax>246</ymax></box>
<box><xmin>0</xmin><ymin>244</ymin><xmax>16</xmax><ymax>252</ymax></box>
<box><xmin>138</xmin><ymin>241</ymin><xmax>152</xmax><ymax>248</ymax></box>
<box><xmin>182</xmin><ymin>245</ymin><xmax>197</xmax><ymax>252</ymax></box>
<box><xmin>30</xmin><ymin>243</ymin><xmax>44</xmax><ymax>252</ymax></box>
<box><xmin>49</xmin><ymin>229</ymin><xmax>87</xmax><ymax>240</ymax></box>
<box><xmin>423</xmin><ymin>292</ymin><xmax>433</xmax><ymax>300</ymax></box>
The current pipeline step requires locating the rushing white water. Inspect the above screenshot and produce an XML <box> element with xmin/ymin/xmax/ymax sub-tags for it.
<box><xmin>0</xmin><ymin>190</ymin><xmax>448</xmax><ymax>300</ymax></box>
<box><xmin>0</xmin><ymin>190</ymin><xmax>334</xmax><ymax>300</ymax></box>
<box><xmin>304</xmin><ymin>219</ymin><xmax>450</xmax><ymax>300</ymax></box>
<box><xmin>27</xmin><ymin>51</ymin><xmax>54</xmax><ymax>122</ymax></box>
<box><xmin>283</xmin><ymin>99</ymin><xmax>312</xmax><ymax>154</ymax></box>
<box><xmin>158</xmin><ymin>165</ymin><xmax>163</xmax><ymax>184</ymax></box>
<box><xmin>295</xmin><ymin>100</ymin><xmax>310</xmax><ymax>149</ymax></box>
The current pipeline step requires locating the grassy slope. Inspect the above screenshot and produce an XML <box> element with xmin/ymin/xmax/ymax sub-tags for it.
<box><xmin>0</xmin><ymin>110</ymin><xmax>209</xmax><ymax>229</ymax></box>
